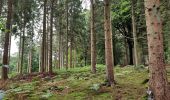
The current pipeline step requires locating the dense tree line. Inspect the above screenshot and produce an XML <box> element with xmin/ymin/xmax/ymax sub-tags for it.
<box><xmin>0</xmin><ymin>0</ymin><xmax>170</xmax><ymax>99</ymax></box>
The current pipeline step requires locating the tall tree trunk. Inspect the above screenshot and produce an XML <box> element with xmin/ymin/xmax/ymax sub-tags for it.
<box><xmin>46</xmin><ymin>10</ymin><xmax>50</xmax><ymax>72</ymax></box>
<box><xmin>84</xmin><ymin>47</ymin><xmax>88</xmax><ymax>66</ymax></box>
<box><xmin>41</xmin><ymin>0</ymin><xmax>47</xmax><ymax>73</ymax></box>
<box><xmin>70</xmin><ymin>38</ymin><xmax>73</xmax><ymax>68</ymax></box>
<box><xmin>90</xmin><ymin>0</ymin><xmax>96</xmax><ymax>73</ymax></box>
<box><xmin>61</xmin><ymin>34</ymin><xmax>63</xmax><ymax>68</ymax></box>
<box><xmin>17</xmin><ymin>33</ymin><xmax>22</xmax><ymax>73</ymax></box>
<box><xmin>124</xmin><ymin>38</ymin><xmax>129</xmax><ymax>66</ymax></box>
<box><xmin>0</xmin><ymin>0</ymin><xmax>3</xmax><ymax>15</ymax></box>
<box><xmin>28</xmin><ymin>49</ymin><xmax>32</xmax><ymax>73</ymax></box>
<box><xmin>131</xmin><ymin>0</ymin><xmax>138</xmax><ymax>66</ymax></box>
<box><xmin>39</xmin><ymin>43</ymin><xmax>41</xmax><ymax>72</ymax></box>
<box><xmin>74</xmin><ymin>49</ymin><xmax>77</xmax><ymax>68</ymax></box>
<box><xmin>28</xmin><ymin>28</ymin><xmax>33</xmax><ymax>73</ymax></box>
<box><xmin>1</xmin><ymin>0</ymin><xmax>13</xmax><ymax>80</ymax></box>
<box><xmin>45</xmin><ymin>18</ymin><xmax>49</xmax><ymax>72</ymax></box>
<box><xmin>65</xmin><ymin>0</ymin><xmax>69</xmax><ymax>70</ymax></box>
<box><xmin>49</xmin><ymin>0</ymin><xmax>54</xmax><ymax>74</ymax></box>
<box><xmin>8</xmin><ymin>32</ymin><xmax>11</xmax><ymax>64</ymax></box>
<box><xmin>20</xmin><ymin>22</ymin><xmax>25</xmax><ymax>75</ymax></box>
<box><xmin>127</xmin><ymin>40</ymin><xmax>133</xmax><ymax>65</ymax></box>
<box><xmin>144</xmin><ymin>0</ymin><xmax>169</xmax><ymax>99</ymax></box>
<box><xmin>58</xmin><ymin>30</ymin><xmax>61</xmax><ymax>69</ymax></box>
<box><xmin>104</xmin><ymin>0</ymin><xmax>114</xmax><ymax>86</ymax></box>
<box><xmin>61</xmin><ymin>34</ymin><xmax>64</xmax><ymax>68</ymax></box>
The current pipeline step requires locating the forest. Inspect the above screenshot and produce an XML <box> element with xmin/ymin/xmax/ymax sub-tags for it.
<box><xmin>0</xmin><ymin>0</ymin><xmax>170</xmax><ymax>99</ymax></box>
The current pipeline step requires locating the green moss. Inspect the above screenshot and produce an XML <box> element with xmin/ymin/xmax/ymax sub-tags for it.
<box><xmin>5</xmin><ymin>65</ymin><xmax>150</xmax><ymax>100</ymax></box>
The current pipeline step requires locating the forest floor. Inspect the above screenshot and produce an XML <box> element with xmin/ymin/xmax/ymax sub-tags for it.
<box><xmin>0</xmin><ymin>65</ymin><xmax>152</xmax><ymax>100</ymax></box>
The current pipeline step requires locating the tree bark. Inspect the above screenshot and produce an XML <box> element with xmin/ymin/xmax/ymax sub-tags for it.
<box><xmin>65</xmin><ymin>0</ymin><xmax>69</xmax><ymax>70</ymax></box>
<box><xmin>41</xmin><ymin>0</ymin><xmax>47</xmax><ymax>73</ymax></box>
<box><xmin>90</xmin><ymin>0</ymin><xmax>96</xmax><ymax>73</ymax></box>
<box><xmin>131</xmin><ymin>0</ymin><xmax>138</xmax><ymax>66</ymax></box>
<box><xmin>45</xmin><ymin>15</ymin><xmax>49</xmax><ymax>72</ymax></box>
<box><xmin>127</xmin><ymin>39</ymin><xmax>133</xmax><ymax>65</ymax></box>
<box><xmin>144</xmin><ymin>0</ymin><xmax>169</xmax><ymax>99</ymax></box>
<box><xmin>124</xmin><ymin>38</ymin><xmax>129</xmax><ymax>66</ymax></box>
<box><xmin>39</xmin><ymin>43</ymin><xmax>41</xmax><ymax>72</ymax></box>
<box><xmin>20</xmin><ymin>22</ymin><xmax>26</xmax><ymax>75</ymax></box>
<box><xmin>28</xmin><ymin>26</ymin><xmax>34</xmax><ymax>73</ymax></box>
<box><xmin>104</xmin><ymin>0</ymin><xmax>114</xmax><ymax>86</ymax></box>
<box><xmin>0</xmin><ymin>0</ymin><xmax>3</xmax><ymax>16</ymax></box>
<box><xmin>61</xmin><ymin>34</ymin><xmax>64</xmax><ymax>68</ymax></box>
<box><xmin>70</xmin><ymin>38</ymin><xmax>73</xmax><ymax>68</ymax></box>
<box><xmin>28</xmin><ymin>49</ymin><xmax>32</xmax><ymax>73</ymax></box>
<box><xmin>1</xmin><ymin>0</ymin><xmax>13</xmax><ymax>80</ymax></box>
<box><xmin>8</xmin><ymin>32</ymin><xmax>11</xmax><ymax>64</ymax></box>
<box><xmin>49</xmin><ymin>0</ymin><xmax>54</xmax><ymax>74</ymax></box>
<box><xmin>17</xmin><ymin>33</ymin><xmax>22</xmax><ymax>73</ymax></box>
<box><xmin>58</xmin><ymin>27</ymin><xmax>61</xmax><ymax>69</ymax></box>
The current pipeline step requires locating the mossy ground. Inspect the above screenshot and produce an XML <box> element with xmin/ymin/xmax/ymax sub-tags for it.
<box><xmin>2</xmin><ymin>65</ymin><xmax>150</xmax><ymax>100</ymax></box>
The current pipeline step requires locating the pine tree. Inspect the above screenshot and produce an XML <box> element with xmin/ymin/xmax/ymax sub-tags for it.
<box><xmin>41</xmin><ymin>0</ymin><xmax>47</xmax><ymax>73</ymax></box>
<box><xmin>1</xmin><ymin>0</ymin><xmax>13</xmax><ymax>80</ymax></box>
<box><xmin>144</xmin><ymin>0</ymin><xmax>169</xmax><ymax>99</ymax></box>
<box><xmin>90</xmin><ymin>0</ymin><xmax>96</xmax><ymax>73</ymax></box>
<box><xmin>131</xmin><ymin>0</ymin><xmax>138</xmax><ymax>66</ymax></box>
<box><xmin>104</xmin><ymin>0</ymin><xmax>114</xmax><ymax>86</ymax></box>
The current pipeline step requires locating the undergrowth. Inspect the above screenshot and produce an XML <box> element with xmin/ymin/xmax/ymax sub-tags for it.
<box><xmin>3</xmin><ymin>65</ymin><xmax>149</xmax><ymax>100</ymax></box>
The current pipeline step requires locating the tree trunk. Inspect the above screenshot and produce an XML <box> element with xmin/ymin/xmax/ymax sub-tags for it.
<box><xmin>28</xmin><ymin>49</ymin><xmax>32</xmax><ymax>73</ymax></box>
<box><xmin>17</xmin><ymin>33</ymin><xmax>22</xmax><ymax>73</ymax></box>
<box><xmin>144</xmin><ymin>0</ymin><xmax>169</xmax><ymax>99</ymax></box>
<box><xmin>65</xmin><ymin>0</ymin><xmax>69</xmax><ymax>70</ymax></box>
<box><xmin>20</xmin><ymin>22</ymin><xmax>26</xmax><ymax>75</ymax></box>
<box><xmin>45</xmin><ymin>19</ymin><xmax>49</xmax><ymax>72</ymax></box>
<box><xmin>84</xmin><ymin>46</ymin><xmax>88</xmax><ymax>66</ymax></box>
<box><xmin>28</xmin><ymin>32</ymin><xmax>33</xmax><ymax>73</ymax></box>
<box><xmin>58</xmin><ymin>29</ymin><xmax>61</xmax><ymax>69</ymax></box>
<box><xmin>49</xmin><ymin>0</ymin><xmax>54</xmax><ymax>74</ymax></box>
<box><xmin>127</xmin><ymin>39</ymin><xmax>133</xmax><ymax>65</ymax></box>
<box><xmin>90</xmin><ymin>0</ymin><xmax>96</xmax><ymax>73</ymax></box>
<box><xmin>104</xmin><ymin>0</ymin><xmax>114</xmax><ymax>86</ymax></box>
<box><xmin>70</xmin><ymin>38</ymin><xmax>73</xmax><ymax>68</ymax></box>
<box><xmin>8</xmin><ymin>32</ymin><xmax>11</xmax><ymax>64</ymax></box>
<box><xmin>131</xmin><ymin>0</ymin><xmax>138</xmax><ymax>66</ymax></box>
<box><xmin>41</xmin><ymin>0</ymin><xmax>47</xmax><ymax>73</ymax></box>
<box><xmin>60</xmin><ymin>34</ymin><xmax>63</xmax><ymax>69</ymax></box>
<box><xmin>74</xmin><ymin>49</ymin><xmax>77</xmax><ymax>68</ymax></box>
<box><xmin>124</xmin><ymin>38</ymin><xmax>129</xmax><ymax>66</ymax></box>
<box><xmin>1</xmin><ymin>0</ymin><xmax>13</xmax><ymax>80</ymax></box>
<box><xmin>39</xmin><ymin>43</ymin><xmax>41</xmax><ymax>72</ymax></box>
<box><xmin>0</xmin><ymin>0</ymin><xmax>3</xmax><ymax>15</ymax></box>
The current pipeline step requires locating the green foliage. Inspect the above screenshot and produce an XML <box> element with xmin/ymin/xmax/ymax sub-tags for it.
<box><xmin>112</xmin><ymin>0</ymin><xmax>131</xmax><ymax>22</ymax></box>
<box><xmin>41</xmin><ymin>91</ymin><xmax>53</xmax><ymax>99</ymax></box>
<box><xmin>0</xmin><ymin>17</ymin><xmax>5</xmax><ymax>31</ymax></box>
<box><xmin>90</xmin><ymin>84</ymin><xmax>100</xmax><ymax>91</ymax></box>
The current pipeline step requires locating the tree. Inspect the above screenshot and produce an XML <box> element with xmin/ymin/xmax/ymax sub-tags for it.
<box><xmin>131</xmin><ymin>0</ymin><xmax>138</xmax><ymax>66</ymax></box>
<box><xmin>144</xmin><ymin>0</ymin><xmax>169</xmax><ymax>99</ymax></box>
<box><xmin>104</xmin><ymin>0</ymin><xmax>114</xmax><ymax>85</ymax></box>
<box><xmin>0</xmin><ymin>0</ymin><xmax>3</xmax><ymax>15</ymax></box>
<box><xmin>90</xmin><ymin>0</ymin><xmax>96</xmax><ymax>73</ymax></box>
<box><xmin>41</xmin><ymin>0</ymin><xmax>47</xmax><ymax>73</ymax></box>
<box><xmin>111</xmin><ymin>0</ymin><xmax>134</xmax><ymax>65</ymax></box>
<box><xmin>1</xmin><ymin>0</ymin><xmax>13</xmax><ymax>80</ymax></box>
<box><xmin>65</xmin><ymin>0</ymin><xmax>69</xmax><ymax>70</ymax></box>
<box><xmin>49</xmin><ymin>0</ymin><xmax>54</xmax><ymax>74</ymax></box>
